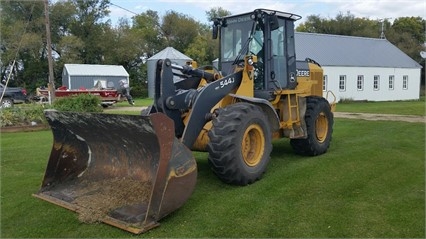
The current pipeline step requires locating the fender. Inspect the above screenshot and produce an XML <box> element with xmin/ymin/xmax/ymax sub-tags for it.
<box><xmin>229</xmin><ymin>94</ymin><xmax>280</xmax><ymax>132</ymax></box>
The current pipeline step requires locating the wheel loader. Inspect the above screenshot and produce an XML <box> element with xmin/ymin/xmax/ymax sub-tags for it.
<box><xmin>33</xmin><ymin>9</ymin><xmax>335</xmax><ymax>234</ymax></box>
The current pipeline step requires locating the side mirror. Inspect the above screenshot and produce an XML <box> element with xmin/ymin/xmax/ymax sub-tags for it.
<box><xmin>270</xmin><ymin>15</ymin><xmax>279</xmax><ymax>31</ymax></box>
<box><xmin>212</xmin><ymin>19</ymin><xmax>220</xmax><ymax>39</ymax></box>
<box><xmin>212</xmin><ymin>24</ymin><xmax>218</xmax><ymax>39</ymax></box>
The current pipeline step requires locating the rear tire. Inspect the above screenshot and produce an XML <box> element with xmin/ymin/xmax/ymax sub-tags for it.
<box><xmin>207</xmin><ymin>103</ymin><xmax>272</xmax><ymax>185</ymax></box>
<box><xmin>290</xmin><ymin>96</ymin><xmax>333</xmax><ymax>156</ymax></box>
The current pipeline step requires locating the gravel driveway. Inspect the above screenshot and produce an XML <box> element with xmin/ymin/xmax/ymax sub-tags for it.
<box><xmin>106</xmin><ymin>106</ymin><xmax>425</xmax><ymax>123</ymax></box>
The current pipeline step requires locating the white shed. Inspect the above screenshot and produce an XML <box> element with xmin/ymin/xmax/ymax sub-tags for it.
<box><xmin>146</xmin><ymin>47</ymin><xmax>192</xmax><ymax>98</ymax></box>
<box><xmin>62</xmin><ymin>64</ymin><xmax>129</xmax><ymax>90</ymax></box>
<box><xmin>295</xmin><ymin>32</ymin><xmax>422</xmax><ymax>102</ymax></box>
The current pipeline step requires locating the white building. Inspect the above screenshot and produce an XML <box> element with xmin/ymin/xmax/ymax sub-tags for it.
<box><xmin>295</xmin><ymin>32</ymin><xmax>422</xmax><ymax>102</ymax></box>
<box><xmin>62</xmin><ymin>64</ymin><xmax>129</xmax><ymax>90</ymax></box>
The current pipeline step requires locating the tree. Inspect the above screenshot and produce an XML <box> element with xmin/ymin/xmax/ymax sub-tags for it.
<box><xmin>296</xmin><ymin>12</ymin><xmax>378</xmax><ymax>38</ymax></box>
<box><xmin>205</xmin><ymin>7</ymin><xmax>231</xmax><ymax>22</ymax></box>
<box><xmin>104</xmin><ymin>19</ymin><xmax>146</xmax><ymax>91</ymax></box>
<box><xmin>185</xmin><ymin>33</ymin><xmax>217</xmax><ymax>65</ymax></box>
<box><xmin>48</xmin><ymin>0</ymin><xmax>113</xmax><ymax>89</ymax></box>
<box><xmin>50</xmin><ymin>0</ymin><xmax>76</xmax><ymax>44</ymax></box>
<box><xmin>68</xmin><ymin>0</ymin><xmax>111</xmax><ymax>64</ymax></box>
<box><xmin>132</xmin><ymin>10</ymin><xmax>164</xmax><ymax>56</ymax></box>
<box><xmin>160</xmin><ymin>11</ymin><xmax>200</xmax><ymax>53</ymax></box>
<box><xmin>387</xmin><ymin>17</ymin><xmax>425</xmax><ymax>63</ymax></box>
<box><xmin>296</xmin><ymin>15</ymin><xmax>333</xmax><ymax>34</ymax></box>
<box><xmin>0</xmin><ymin>1</ymin><xmax>47</xmax><ymax>88</ymax></box>
<box><xmin>0</xmin><ymin>0</ymin><xmax>114</xmax><ymax>91</ymax></box>
<box><xmin>184</xmin><ymin>7</ymin><xmax>232</xmax><ymax>65</ymax></box>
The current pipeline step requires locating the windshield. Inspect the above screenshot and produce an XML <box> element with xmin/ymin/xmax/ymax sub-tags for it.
<box><xmin>221</xmin><ymin>14</ymin><xmax>259</xmax><ymax>61</ymax></box>
<box><xmin>250</xmin><ymin>28</ymin><xmax>263</xmax><ymax>55</ymax></box>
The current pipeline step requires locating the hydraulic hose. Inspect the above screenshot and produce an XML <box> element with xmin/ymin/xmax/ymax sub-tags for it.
<box><xmin>172</xmin><ymin>64</ymin><xmax>216</xmax><ymax>82</ymax></box>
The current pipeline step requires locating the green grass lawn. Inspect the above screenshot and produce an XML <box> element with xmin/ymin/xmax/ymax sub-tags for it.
<box><xmin>114</xmin><ymin>98</ymin><xmax>153</xmax><ymax>107</ymax></box>
<box><xmin>103</xmin><ymin>98</ymin><xmax>152</xmax><ymax>115</ymax></box>
<box><xmin>1</xmin><ymin>118</ymin><xmax>424</xmax><ymax>238</ymax></box>
<box><xmin>114</xmin><ymin>97</ymin><xmax>426</xmax><ymax>116</ymax></box>
<box><xmin>336</xmin><ymin>97</ymin><xmax>425</xmax><ymax>116</ymax></box>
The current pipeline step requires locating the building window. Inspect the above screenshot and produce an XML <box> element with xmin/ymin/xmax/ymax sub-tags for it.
<box><xmin>373</xmin><ymin>75</ymin><xmax>380</xmax><ymax>91</ymax></box>
<box><xmin>403</xmin><ymin>75</ymin><xmax>408</xmax><ymax>89</ymax></box>
<box><xmin>357</xmin><ymin>75</ymin><xmax>364</xmax><ymax>91</ymax></box>
<box><xmin>323</xmin><ymin>75</ymin><xmax>327</xmax><ymax>91</ymax></box>
<box><xmin>389</xmin><ymin>75</ymin><xmax>394</xmax><ymax>90</ymax></box>
<box><xmin>339</xmin><ymin>75</ymin><xmax>346</xmax><ymax>91</ymax></box>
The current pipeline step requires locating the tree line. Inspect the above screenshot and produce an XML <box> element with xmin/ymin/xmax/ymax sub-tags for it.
<box><xmin>1</xmin><ymin>0</ymin><xmax>424</xmax><ymax>97</ymax></box>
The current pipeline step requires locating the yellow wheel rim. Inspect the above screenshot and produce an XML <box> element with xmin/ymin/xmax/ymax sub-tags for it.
<box><xmin>241</xmin><ymin>124</ymin><xmax>265</xmax><ymax>167</ymax></box>
<box><xmin>315</xmin><ymin>112</ymin><xmax>328</xmax><ymax>143</ymax></box>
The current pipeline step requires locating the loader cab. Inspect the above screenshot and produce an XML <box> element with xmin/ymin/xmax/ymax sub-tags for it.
<box><xmin>214</xmin><ymin>9</ymin><xmax>301</xmax><ymax>99</ymax></box>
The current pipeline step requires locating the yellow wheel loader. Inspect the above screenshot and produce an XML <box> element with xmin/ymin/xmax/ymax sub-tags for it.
<box><xmin>34</xmin><ymin>9</ymin><xmax>335</xmax><ymax>234</ymax></box>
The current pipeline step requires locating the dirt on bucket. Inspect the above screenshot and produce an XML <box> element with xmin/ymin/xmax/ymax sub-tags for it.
<box><xmin>73</xmin><ymin>178</ymin><xmax>152</xmax><ymax>223</ymax></box>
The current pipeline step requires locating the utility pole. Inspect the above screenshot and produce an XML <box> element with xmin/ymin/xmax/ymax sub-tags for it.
<box><xmin>420</xmin><ymin>42</ymin><xmax>426</xmax><ymax>94</ymax></box>
<box><xmin>44</xmin><ymin>0</ymin><xmax>55</xmax><ymax>102</ymax></box>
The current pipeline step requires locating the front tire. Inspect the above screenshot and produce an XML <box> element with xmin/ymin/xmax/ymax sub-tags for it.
<box><xmin>290</xmin><ymin>96</ymin><xmax>333</xmax><ymax>156</ymax></box>
<box><xmin>207</xmin><ymin>103</ymin><xmax>272</xmax><ymax>185</ymax></box>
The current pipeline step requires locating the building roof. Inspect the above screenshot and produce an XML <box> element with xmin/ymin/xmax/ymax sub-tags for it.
<box><xmin>295</xmin><ymin>32</ymin><xmax>422</xmax><ymax>68</ymax></box>
<box><xmin>148</xmin><ymin>47</ymin><xmax>192</xmax><ymax>60</ymax></box>
<box><xmin>64</xmin><ymin>64</ymin><xmax>129</xmax><ymax>77</ymax></box>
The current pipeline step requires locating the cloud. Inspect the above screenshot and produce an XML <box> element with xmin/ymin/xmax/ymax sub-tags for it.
<box><xmin>336</xmin><ymin>0</ymin><xmax>425</xmax><ymax>20</ymax></box>
<box><xmin>163</xmin><ymin>0</ymin><xmax>298</xmax><ymax>15</ymax></box>
<box><xmin>107</xmin><ymin>0</ymin><xmax>425</xmax><ymax>26</ymax></box>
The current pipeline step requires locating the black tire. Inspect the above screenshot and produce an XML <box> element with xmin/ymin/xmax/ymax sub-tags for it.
<box><xmin>1</xmin><ymin>98</ymin><xmax>14</xmax><ymax>108</ymax></box>
<box><xmin>207</xmin><ymin>103</ymin><xmax>272</xmax><ymax>185</ymax></box>
<box><xmin>290</xmin><ymin>96</ymin><xmax>333</xmax><ymax>156</ymax></box>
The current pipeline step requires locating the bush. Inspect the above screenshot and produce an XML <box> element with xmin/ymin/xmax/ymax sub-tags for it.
<box><xmin>130</xmin><ymin>85</ymin><xmax>148</xmax><ymax>98</ymax></box>
<box><xmin>0</xmin><ymin>105</ymin><xmax>47</xmax><ymax>127</ymax></box>
<box><xmin>52</xmin><ymin>94</ymin><xmax>103</xmax><ymax>112</ymax></box>
<box><xmin>339</xmin><ymin>97</ymin><xmax>358</xmax><ymax>103</ymax></box>
<box><xmin>0</xmin><ymin>95</ymin><xmax>103</xmax><ymax>127</ymax></box>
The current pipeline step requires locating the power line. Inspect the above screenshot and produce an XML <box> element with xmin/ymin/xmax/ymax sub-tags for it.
<box><xmin>110</xmin><ymin>2</ymin><xmax>138</xmax><ymax>15</ymax></box>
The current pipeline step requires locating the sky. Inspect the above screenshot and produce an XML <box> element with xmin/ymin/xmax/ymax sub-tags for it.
<box><xmin>106</xmin><ymin>0</ymin><xmax>426</xmax><ymax>26</ymax></box>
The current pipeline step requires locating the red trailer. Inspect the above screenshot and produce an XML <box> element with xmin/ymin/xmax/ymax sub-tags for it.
<box><xmin>37</xmin><ymin>86</ymin><xmax>124</xmax><ymax>107</ymax></box>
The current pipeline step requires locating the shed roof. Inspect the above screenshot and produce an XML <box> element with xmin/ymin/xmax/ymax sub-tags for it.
<box><xmin>64</xmin><ymin>64</ymin><xmax>129</xmax><ymax>77</ymax></box>
<box><xmin>148</xmin><ymin>47</ymin><xmax>192</xmax><ymax>60</ymax></box>
<box><xmin>295</xmin><ymin>32</ymin><xmax>421</xmax><ymax>68</ymax></box>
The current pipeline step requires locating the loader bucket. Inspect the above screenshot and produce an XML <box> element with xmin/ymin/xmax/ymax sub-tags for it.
<box><xmin>33</xmin><ymin>110</ymin><xmax>197</xmax><ymax>234</ymax></box>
